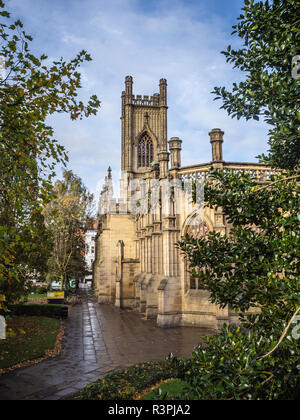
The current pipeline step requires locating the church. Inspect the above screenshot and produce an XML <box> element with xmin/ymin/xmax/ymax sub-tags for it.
<box><xmin>93</xmin><ymin>76</ymin><xmax>273</xmax><ymax>329</ymax></box>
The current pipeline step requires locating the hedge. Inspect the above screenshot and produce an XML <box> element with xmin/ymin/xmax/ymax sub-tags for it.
<box><xmin>8</xmin><ymin>304</ymin><xmax>68</xmax><ymax>319</ymax></box>
<box><xmin>71</xmin><ymin>360</ymin><xmax>178</xmax><ymax>400</ymax></box>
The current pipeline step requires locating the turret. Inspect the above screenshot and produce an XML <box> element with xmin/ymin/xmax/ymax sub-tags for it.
<box><xmin>168</xmin><ymin>137</ymin><xmax>182</xmax><ymax>169</ymax></box>
<box><xmin>209</xmin><ymin>128</ymin><xmax>224</xmax><ymax>163</ymax></box>
<box><xmin>125</xmin><ymin>75</ymin><xmax>133</xmax><ymax>104</ymax></box>
<box><xmin>158</xmin><ymin>150</ymin><xmax>169</xmax><ymax>179</ymax></box>
<box><xmin>159</xmin><ymin>78</ymin><xmax>167</xmax><ymax>106</ymax></box>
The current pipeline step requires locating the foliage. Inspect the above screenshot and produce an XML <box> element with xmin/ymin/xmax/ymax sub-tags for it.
<box><xmin>175</xmin><ymin>169</ymin><xmax>300</xmax><ymax>399</ymax></box>
<box><xmin>72</xmin><ymin>360</ymin><xmax>178</xmax><ymax>400</ymax></box>
<box><xmin>181</xmin><ymin>170</ymin><xmax>300</xmax><ymax>316</ymax></box>
<box><xmin>0</xmin><ymin>316</ymin><xmax>60</xmax><ymax>369</ymax></box>
<box><xmin>44</xmin><ymin>170</ymin><xmax>94</xmax><ymax>289</ymax></box>
<box><xmin>9</xmin><ymin>304</ymin><xmax>68</xmax><ymax>319</ymax></box>
<box><xmin>0</xmin><ymin>0</ymin><xmax>100</xmax><ymax>304</ymax></box>
<box><xmin>170</xmin><ymin>325</ymin><xmax>300</xmax><ymax>400</ymax></box>
<box><xmin>213</xmin><ymin>0</ymin><xmax>300</xmax><ymax>170</ymax></box>
<box><xmin>31</xmin><ymin>286</ymin><xmax>48</xmax><ymax>295</ymax></box>
<box><xmin>141</xmin><ymin>379</ymin><xmax>190</xmax><ymax>400</ymax></box>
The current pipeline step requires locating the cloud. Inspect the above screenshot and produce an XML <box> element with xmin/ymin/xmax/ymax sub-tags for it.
<box><xmin>6</xmin><ymin>0</ymin><xmax>270</xmax><ymax>198</ymax></box>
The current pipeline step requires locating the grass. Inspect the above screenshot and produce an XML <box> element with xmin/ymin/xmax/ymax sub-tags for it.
<box><xmin>140</xmin><ymin>379</ymin><xmax>190</xmax><ymax>400</ymax></box>
<box><xmin>0</xmin><ymin>316</ymin><xmax>61</xmax><ymax>369</ymax></box>
<box><xmin>27</xmin><ymin>294</ymin><xmax>47</xmax><ymax>299</ymax></box>
<box><xmin>71</xmin><ymin>360</ymin><xmax>179</xmax><ymax>400</ymax></box>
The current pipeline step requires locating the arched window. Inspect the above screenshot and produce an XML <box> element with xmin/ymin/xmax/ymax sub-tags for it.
<box><xmin>138</xmin><ymin>133</ymin><xmax>153</xmax><ymax>167</ymax></box>
<box><xmin>185</xmin><ymin>215</ymin><xmax>209</xmax><ymax>239</ymax></box>
<box><xmin>185</xmin><ymin>214</ymin><xmax>210</xmax><ymax>290</ymax></box>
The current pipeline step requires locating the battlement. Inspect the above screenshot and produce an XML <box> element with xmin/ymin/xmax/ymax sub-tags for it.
<box><xmin>122</xmin><ymin>76</ymin><xmax>167</xmax><ymax>108</ymax></box>
<box><xmin>131</xmin><ymin>94</ymin><xmax>160</xmax><ymax>106</ymax></box>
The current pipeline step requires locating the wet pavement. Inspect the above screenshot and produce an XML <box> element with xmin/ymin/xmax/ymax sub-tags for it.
<box><xmin>0</xmin><ymin>290</ymin><xmax>212</xmax><ymax>400</ymax></box>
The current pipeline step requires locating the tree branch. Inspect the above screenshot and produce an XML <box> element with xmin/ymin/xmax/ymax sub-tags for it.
<box><xmin>258</xmin><ymin>306</ymin><xmax>300</xmax><ymax>360</ymax></box>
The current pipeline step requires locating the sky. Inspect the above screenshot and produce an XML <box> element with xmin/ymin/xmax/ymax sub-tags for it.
<box><xmin>5</xmin><ymin>0</ymin><xmax>270</xmax><ymax>199</ymax></box>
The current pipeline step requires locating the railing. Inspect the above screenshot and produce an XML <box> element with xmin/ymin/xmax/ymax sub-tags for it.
<box><xmin>179</xmin><ymin>162</ymin><xmax>280</xmax><ymax>182</ymax></box>
<box><xmin>178</xmin><ymin>163</ymin><xmax>210</xmax><ymax>181</ymax></box>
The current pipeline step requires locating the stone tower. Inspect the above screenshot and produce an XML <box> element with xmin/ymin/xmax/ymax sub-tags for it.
<box><xmin>121</xmin><ymin>76</ymin><xmax>168</xmax><ymax>176</ymax></box>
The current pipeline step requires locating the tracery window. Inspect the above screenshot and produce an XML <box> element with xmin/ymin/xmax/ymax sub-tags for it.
<box><xmin>185</xmin><ymin>214</ymin><xmax>209</xmax><ymax>290</ymax></box>
<box><xmin>185</xmin><ymin>214</ymin><xmax>209</xmax><ymax>239</ymax></box>
<box><xmin>138</xmin><ymin>133</ymin><xmax>153</xmax><ymax>167</ymax></box>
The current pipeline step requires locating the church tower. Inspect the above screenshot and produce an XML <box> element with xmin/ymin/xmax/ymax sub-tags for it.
<box><xmin>121</xmin><ymin>76</ymin><xmax>168</xmax><ymax>176</ymax></box>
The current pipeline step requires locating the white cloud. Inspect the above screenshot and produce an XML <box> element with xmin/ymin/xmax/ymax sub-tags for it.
<box><xmin>6</xmin><ymin>0</ymin><xmax>270</xmax><ymax>198</ymax></box>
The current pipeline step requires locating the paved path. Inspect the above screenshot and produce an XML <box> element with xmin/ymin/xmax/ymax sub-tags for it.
<box><xmin>0</xmin><ymin>291</ymin><xmax>212</xmax><ymax>400</ymax></box>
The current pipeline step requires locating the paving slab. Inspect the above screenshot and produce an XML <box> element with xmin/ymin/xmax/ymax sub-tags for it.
<box><xmin>0</xmin><ymin>290</ymin><xmax>212</xmax><ymax>400</ymax></box>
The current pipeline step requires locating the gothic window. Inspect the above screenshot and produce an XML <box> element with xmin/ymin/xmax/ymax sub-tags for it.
<box><xmin>185</xmin><ymin>214</ymin><xmax>209</xmax><ymax>290</ymax></box>
<box><xmin>138</xmin><ymin>133</ymin><xmax>153</xmax><ymax>167</ymax></box>
<box><xmin>185</xmin><ymin>215</ymin><xmax>209</xmax><ymax>239</ymax></box>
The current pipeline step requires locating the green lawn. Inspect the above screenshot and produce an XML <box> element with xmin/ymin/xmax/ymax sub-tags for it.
<box><xmin>141</xmin><ymin>379</ymin><xmax>190</xmax><ymax>400</ymax></box>
<box><xmin>0</xmin><ymin>316</ymin><xmax>61</xmax><ymax>369</ymax></box>
<box><xmin>27</xmin><ymin>293</ymin><xmax>47</xmax><ymax>299</ymax></box>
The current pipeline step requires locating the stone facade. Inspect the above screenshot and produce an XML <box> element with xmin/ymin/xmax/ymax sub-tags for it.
<box><xmin>93</xmin><ymin>76</ymin><xmax>274</xmax><ymax>329</ymax></box>
<box><xmin>84</xmin><ymin>229</ymin><xmax>96</xmax><ymax>283</ymax></box>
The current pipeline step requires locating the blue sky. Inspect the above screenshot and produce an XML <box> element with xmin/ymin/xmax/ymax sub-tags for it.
<box><xmin>6</xmin><ymin>0</ymin><xmax>270</xmax><ymax>198</ymax></box>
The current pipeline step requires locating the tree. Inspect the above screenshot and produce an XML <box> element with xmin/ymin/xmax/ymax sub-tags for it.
<box><xmin>44</xmin><ymin>170</ymin><xmax>94</xmax><ymax>290</ymax></box>
<box><xmin>1</xmin><ymin>209</ymin><xmax>54</xmax><ymax>304</ymax></box>
<box><xmin>0</xmin><ymin>1</ymin><xmax>100</xmax><ymax>304</ymax></box>
<box><xmin>172</xmin><ymin>0</ymin><xmax>300</xmax><ymax>400</ymax></box>
<box><xmin>175</xmin><ymin>171</ymin><xmax>299</xmax><ymax>399</ymax></box>
<box><xmin>213</xmin><ymin>0</ymin><xmax>300</xmax><ymax>170</ymax></box>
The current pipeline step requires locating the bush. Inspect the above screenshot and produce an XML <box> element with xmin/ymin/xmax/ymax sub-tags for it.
<box><xmin>169</xmin><ymin>325</ymin><xmax>300</xmax><ymax>400</ymax></box>
<box><xmin>8</xmin><ymin>304</ymin><xmax>68</xmax><ymax>319</ymax></box>
<box><xmin>33</xmin><ymin>286</ymin><xmax>49</xmax><ymax>294</ymax></box>
<box><xmin>141</xmin><ymin>379</ymin><xmax>191</xmax><ymax>400</ymax></box>
<box><xmin>72</xmin><ymin>360</ymin><xmax>178</xmax><ymax>400</ymax></box>
<box><xmin>64</xmin><ymin>288</ymin><xmax>77</xmax><ymax>298</ymax></box>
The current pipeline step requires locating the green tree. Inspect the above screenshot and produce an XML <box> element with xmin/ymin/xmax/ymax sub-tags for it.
<box><xmin>172</xmin><ymin>0</ymin><xmax>300</xmax><ymax>400</ymax></box>
<box><xmin>213</xmin><ymin>0</ymin><xmax>299</xmax><ymax>170</ymax></box>
<box><xmin>175</xmin><ymin>171</ymin><xmax>300</xmax><ymax>399</ymax></box>
<box><xmin>0</xmin><ymin>1</ymin><xmax>100</xmax><ymax>304</ymax></box>
<box><xmin>44</xmin><ymin>170</ymin><xmax>94</xmax><ymax>290</ymax></box>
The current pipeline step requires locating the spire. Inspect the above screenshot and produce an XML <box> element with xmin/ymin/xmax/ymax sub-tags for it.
<box><xmin>98</xmin><ymin>167</ymin><xmax>115</xmax><ymax>215</ymax></box>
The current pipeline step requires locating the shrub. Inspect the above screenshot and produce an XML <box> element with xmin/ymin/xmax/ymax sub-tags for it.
<box><xmin>8</xmin><ymin>304</ymin><xmax>68</xmax><ymax>319</ymax></box>
<box><xmin>72</xmin><ymin>360</ymin><xmax>178</xmax><ymax>400</ymax></box>
<box><xmin>169</xmin><ymin>325</ymin><xmax>300</xmax><ymax>400</ymax></box>
<box><xmin>33</xmin><ymin>286</ymin><xmax>49</xmax><ymax>295</ymax></box>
